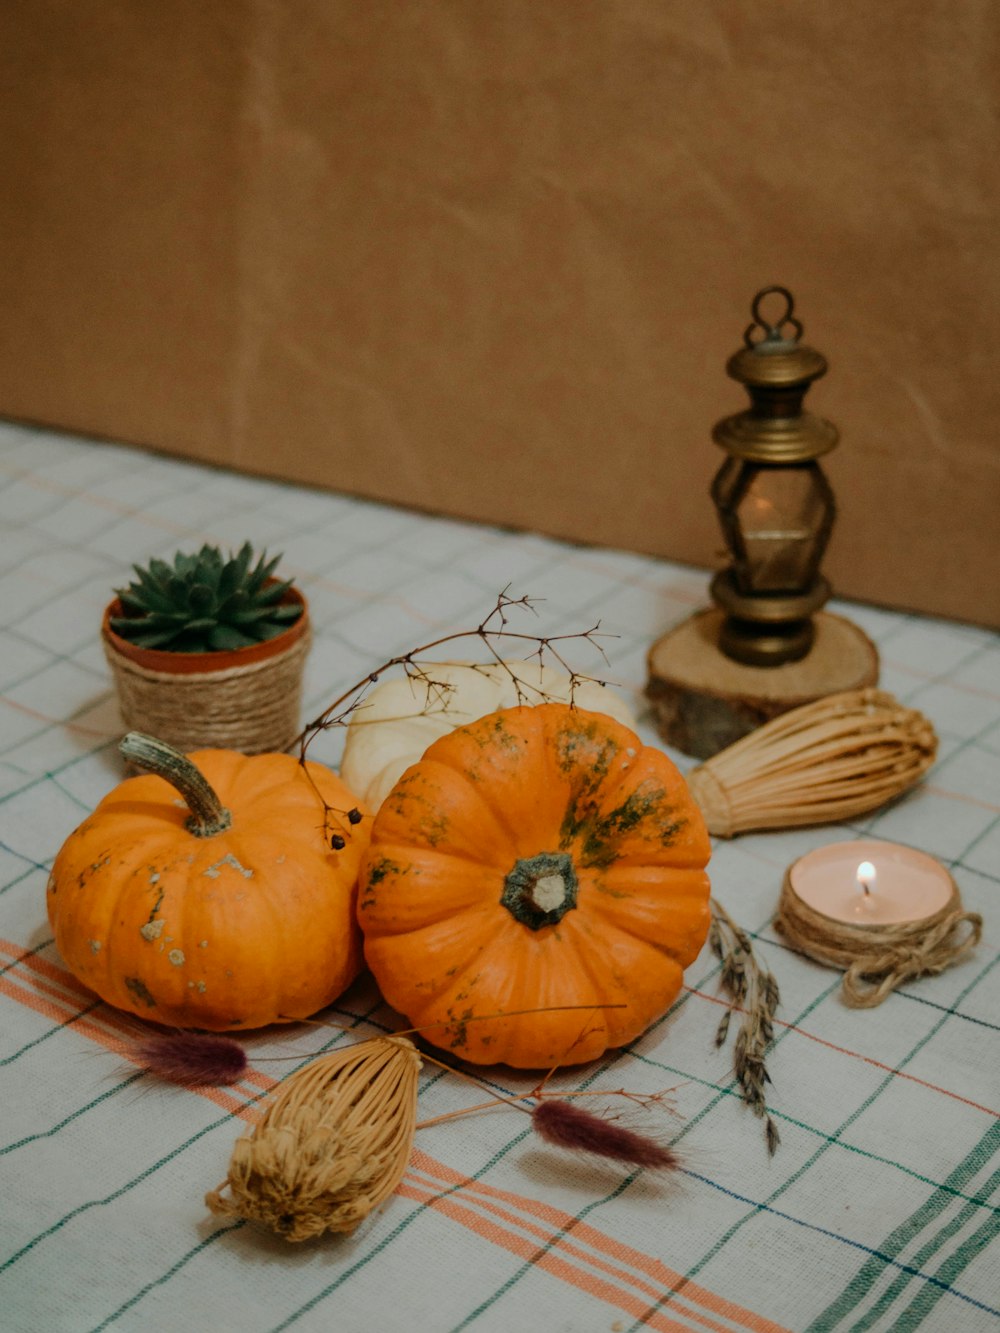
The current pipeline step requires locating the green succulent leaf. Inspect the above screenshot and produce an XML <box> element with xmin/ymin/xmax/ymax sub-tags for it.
<box><xmin>246</xmin><ymin>551</ymin><xmax>282</xmax><ymax>597</ymax></box>
<box><xmin>121</xmin><ymin>628</ymin><xmax>184</xmax><ymax>649</ymax></box>
<box><xmin>252</xmin><ymin>578</ymin><xmax>293</xmax><ymax>607</ymax></box>
<box><xmin>230</xmin><ymin>542</ymin><xmax>253</xmax><ymax>587</ymax></box>
<box><xmin>268</xmin><ymin>602</ymin><xmax>304</xmax><ymax>623</ymax></box>
<box><xmin>110</xmin><ymin>542</ymin><xmax>300</xmax><ymax>653</ymax></box>
<box><xmin>229</xmin><ymin>606</ymin><xmax>283</xmax><ymax>625</ymax></box>
<box><xmin>123</xmin><ymin>575</ymin><xmax>176</xmax><ymax>614</ymax></box>
<box><xmin>207</xmin><ymin>624</ymin><xmax>259</xmax><ymax>651</ymax></box>
<box><xmin>116</xmin><ymin>590</ymin><xmax>153</xmax><ymax>616</ymax></box>
<box><xmin>145</xmin><ymin>558</ymin><xmax>174</xmax><ymax>583</ymax></box>
<box><xmin>188</xmin><ymin>584</ymin><xmax>217</xmax><ymax>614</ymax></box>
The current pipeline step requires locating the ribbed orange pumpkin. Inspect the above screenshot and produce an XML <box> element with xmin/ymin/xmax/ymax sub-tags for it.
<box><xmin>358</xmin><ymin>704</ymin><xmax>711</xmax><ymax>1067</ymax></box>
<box><xmin>47</xmin><ymin>734</ymin><xmax>369</xmax><ymax>1030</ymax></box>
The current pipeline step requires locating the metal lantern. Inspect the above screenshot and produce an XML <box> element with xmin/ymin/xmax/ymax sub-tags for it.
<box><xmin>710</xmin><ymin>286</ymin><xmax>838</xmax><ymax>666</ymax></box>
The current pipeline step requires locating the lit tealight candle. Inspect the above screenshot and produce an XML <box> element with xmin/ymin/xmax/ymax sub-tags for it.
<box><xmin>775</xmin><ymin>839</ymin><xmax>981</xmax><ymax>1007</ymax></box>
<box><xmin>855</xmin><ymin>859</ymin><xmax>877</xmax><ymax>913</ymax></box>
<box><xmin>789</xmin><ymin>840</ymin><xmax>953</xmax><ymax>925</ymax></box>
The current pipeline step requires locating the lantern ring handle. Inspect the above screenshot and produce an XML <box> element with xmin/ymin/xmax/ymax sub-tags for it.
<box><xmin>744</xmin><ymin>285</ymin><xmax>803</xmax><ymax>348</ymax></box>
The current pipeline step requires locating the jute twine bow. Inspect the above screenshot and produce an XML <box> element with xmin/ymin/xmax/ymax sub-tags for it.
<box><xmin>774</xmin><ymin>875</ymin><xmax>982</xmax><ymax>1008</ymax></box>
<box><xmin>206</xmin><ymin>1034</ymin><xmax>421</xmax><ymax>1241</ymax></box>
<box><xmin>105</xmin><ymin>627</ymin><xmax>310</xmax><ymax>755</ymax></box>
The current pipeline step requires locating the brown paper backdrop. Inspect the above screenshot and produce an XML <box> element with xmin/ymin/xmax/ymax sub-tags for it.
<box><xmin>2</xmin><ymin>1</ymin><xmax>998</xmax><ymax>627</ymax></box>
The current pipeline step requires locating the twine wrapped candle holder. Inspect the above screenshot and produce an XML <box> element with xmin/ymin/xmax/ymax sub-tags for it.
<box><xmin>775</xmin><ymin>841</ymin><xmax>982</xmax><ymax>1007</ymax></box>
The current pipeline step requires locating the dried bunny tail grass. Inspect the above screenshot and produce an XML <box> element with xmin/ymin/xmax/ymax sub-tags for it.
<box><xmin>531</xmin><ymin>1100</ymin><xmax>680</xmax><ymax>1171</ymax></box>
<box><xmin>206</xmin><ymin>1036</ymin><xmax>421</xmax><ymax>1241</ymax></box>
<box><xmin>688</xmin><ymin>689</ymin><xmax>938</xmax><ymax>838</ymax></box>
<box><xmin>129</xmin><ymin>1031</ymin><xmax>249</xmax><ymax>1087</ymax></box>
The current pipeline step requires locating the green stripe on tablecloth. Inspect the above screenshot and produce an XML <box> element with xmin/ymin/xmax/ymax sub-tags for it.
<box><xmin>892</xmin><ymin>1183</ymin><xmax>1000</xmax><ymax>1330</ymax></box>
<box><xmin>89</xmin><ymin>1221</ymin><xmax>246</xmax><ymax>1332</ymax></box>
<box><xmin>636</xmin><ymin>951</ymin><xmax>999</xmax><ymax>1333</ymax></box>
<box><xmin>851</xmin><ymin>1162</ymin><xmax>1000</xmax><ymax>1331</ymax></box>
<box><xmin>0</xmin><ymin>1070</ymin><xmax>147</xmax><ymax>1156</ymax></box>
<box><xmin>267</xmin><ymin>939</ymin><xmax>749</xmax><ymax>1331</ymax></box>
<box><xmin>0</xmin><ymin>999</ymin><xmax>103</xmax><ymax>1067</ymax></box>
<box><xmin>0</xmin><ymin>1017</ymin><xmax>377</xmax><ymax>1278</ymax></box>
<box><xmin>805</xmin><ymin>1119</ymin><xmax>1000</xmax><ymax>1331</ymax></box>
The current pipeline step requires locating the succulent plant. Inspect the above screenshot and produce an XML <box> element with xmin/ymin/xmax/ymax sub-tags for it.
<box><xmin>110</xmin><ymin>542</ymin><xmax>303</xmax><ymax>653</ymax></box>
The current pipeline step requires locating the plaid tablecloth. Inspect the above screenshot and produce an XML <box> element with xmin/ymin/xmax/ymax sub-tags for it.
<box><xmin>1</xmin><ymin>421</ymin><xmax>997</xmax><ymax>1333</ymax></box>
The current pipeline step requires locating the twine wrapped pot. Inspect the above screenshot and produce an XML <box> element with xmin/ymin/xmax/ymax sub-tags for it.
<box><xmin>102</xmin><ymin>588</ymin><xmax>311</xmax><ymax>755</ymax></box>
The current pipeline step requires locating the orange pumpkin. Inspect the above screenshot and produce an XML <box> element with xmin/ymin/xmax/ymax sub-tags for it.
<box><xmin>358</xmin><ymin>704</ymin><xmax>711</xmax><ymax>1067</ymax></box>
<box><xmin>47</xmin><ymin>733</ymin><xmax>369</xmax><ymax>1030</ymax></box>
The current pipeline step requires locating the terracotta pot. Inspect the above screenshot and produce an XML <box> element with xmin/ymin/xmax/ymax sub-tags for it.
<box><xmin>102</xmin><ymin>586</ymin><xmax>311</xmax><ymax>754</ymax></box>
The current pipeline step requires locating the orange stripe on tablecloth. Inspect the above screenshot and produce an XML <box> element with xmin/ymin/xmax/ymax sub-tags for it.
<box><xmin>410</xmin><ymin>1149</ymin><xmax>789</xmax><ymax>1333</ymax></box>
<box><xmin>0</xmin><ymin>942</ymin><xmax>99</xmax><ymax>1002</ymax></box>
<box><xmin>1</xmin><ymin>942</ymin><xmax>772</xmax><ymax>1328</ymax></box>
<box><xmin>404</xmin><ymin>1165</ymin><xmax>738</xmax><ymax>1333</ymax></box>
<box><xmin>1</xmin><ymin>956</ymin><xmax>771</xmax><ymax>1331</ymax></box>
<box><xmin>0</xmin><ymin>974</ymin><xmax>135</xmax><ymax>1054</ymax></box>
<box><xmin>922</xmin><ymin>783</ymin><xmax>1000</xmax><ymax>814</ymax></box>
<box><xmin>0</xmin><ymin>970</ymin><xmax>257</xmax><ymax>1122</ymax></box>
<box><xmin>397</xmin><ymin>1178</ymin><xmax>698</xmax><ymax>1333</ymax></box>
<box><xmin>683</xmin><ymin>985</ymin><xmax>999</xmax><ymax>1118</ymax></box>
<box><xmin>0</xmin><ymin>961</ymin><xmax>121</xmax><ymax>1027</ymax></box>
<box><xmin>879</xmin><ymin>658</ymin><xmax>1000</xmax><ymax>704</ymax></box>
<box><xmin>0</xmin><ymin>695</ymin><xmax>113</xmax><ymax>737</ymax></box>
<box><xmin>1</xmin><ymin>942</ymin><xmax>296</xmax><ymax>1098</ymax></box>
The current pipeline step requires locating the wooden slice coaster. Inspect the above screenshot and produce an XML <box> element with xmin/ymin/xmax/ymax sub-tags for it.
<box><xmin>646</xmin><ymin>608</ymin><xmax>879</xmax><ymax>760</ymax></box>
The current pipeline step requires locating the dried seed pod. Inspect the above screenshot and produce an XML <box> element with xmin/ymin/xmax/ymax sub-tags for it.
<box><xmin>206</xmin><ymin>1035</ymin><xmax>421</xmax><ymax>1241</ymax></box>
<box><xmin>688</xmin><ymin>689</ymin><xmax>937</xmax><ymax>838</ymax></box>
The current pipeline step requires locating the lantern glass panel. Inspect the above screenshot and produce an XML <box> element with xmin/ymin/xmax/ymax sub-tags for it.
<box><xmin>725</xmin><ymin>462</ymin><xmax>833</xmax><ymax>595</ymax></box>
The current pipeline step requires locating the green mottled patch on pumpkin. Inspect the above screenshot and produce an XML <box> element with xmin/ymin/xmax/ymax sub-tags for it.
<box><xmin>76</xmin><ymin>850</ymin><xmax>112</xmax><ymax>891</ymax></box>
<box><xmin>445</xmin><ymin>1006</ymin><xmax>475</xmax><ymax>1050</ymax></box>
<box><xmin>591</xmin><ymin>877</ymin><xmax>629</xmax><ymax>899</ymax></box>
<box><xmin>563</xmin><ymin>784</ymin><xmax>687</xmax><ymax>869</ymax></box>
<box><xmin>366</xmin><ymin>857</ymin><xmax>401</xmax><ymax>887</ymax></box>
<box><xmin>386</xmin><ymin>784</ymin><xmax>452</xmax><ymax>846</ymax></box>
<box><xmin>452</xmin><ymin>974</ymin><xmax>481</xmax><ymax>1004</ymax></box>
<box><xmin>463</xmin><ymin>713</ymin><xmax>521</xmax><ymax>756</ymax></box>
<box><xmin>416</xmin><ymin>811</ymin><xmax>449</xmax><ymax>846</ymax></box>
<box><xmin>360</xmin><ymin>856</ymin><xmax>410</xmax><ymax>909</ymax></box>
<box><xmin>487</xmin><ymin>714</ymin><xmax>523</xmax><ymax>755</ymax></box>
<box><xmin>124</xmin><ymin>976</ymin><xmax>157</xmax><ymax>1008</ymax></box>
<box><xmin>554</xmin><ymin>718</ymin><xmax>619</xmax><ymax>777</ymax></box>
<box><xmin>383</xmin><ymin>770</ymin><xmax>427</xmax><ymax>815</ymax></box>
<box><xmin>555</xmin><ymin>724</ymin><xmax>624</xmax><ymax>847</ymax></box>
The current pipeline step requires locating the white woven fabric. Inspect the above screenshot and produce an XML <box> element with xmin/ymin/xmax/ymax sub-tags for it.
<box><xmin>1</xmin><ymin>422</ymin><xmax>998</xmax><ymax>1333</ymax></box>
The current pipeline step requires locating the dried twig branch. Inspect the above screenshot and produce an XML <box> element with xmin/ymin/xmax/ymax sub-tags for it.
<box><xmin>295</xmin><ymin>587</ymin><xmax>614</xmax><ymax>844</ymax></box>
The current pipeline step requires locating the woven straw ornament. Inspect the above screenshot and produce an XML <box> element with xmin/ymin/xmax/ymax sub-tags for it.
<box><xmin>687</xmin><ymin>688</ymin><xmax>937</xmax><ymax>838</ymax></box>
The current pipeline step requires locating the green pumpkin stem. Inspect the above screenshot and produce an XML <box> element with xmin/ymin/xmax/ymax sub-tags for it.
<box><xmin>119</xmin><ymin>732</ymin><xmax>233</xmax><ymax>837</ymax></box>
<box><xmin>501</xmin><ymin>852</ymin><xmax>579</xmax><ymax>930</ymax></box>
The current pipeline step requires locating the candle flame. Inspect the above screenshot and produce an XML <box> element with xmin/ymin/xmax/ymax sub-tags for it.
<box><xmin>856</xmin><ymin>860</ymin><xmax>877</xmax><ymax>896</ymax></box>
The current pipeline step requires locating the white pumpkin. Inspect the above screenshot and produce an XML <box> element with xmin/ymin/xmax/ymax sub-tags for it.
<box><xmin>339</xmin><ymin>659</ymin><xmax>636</xmax><ymax>810</ymax></box>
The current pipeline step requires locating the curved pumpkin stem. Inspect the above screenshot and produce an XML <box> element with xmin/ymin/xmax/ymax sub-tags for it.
<box><xmin>119</xmin><ymin>732</ymin><xmax>232</xmax><ymax>837</ymax></box>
